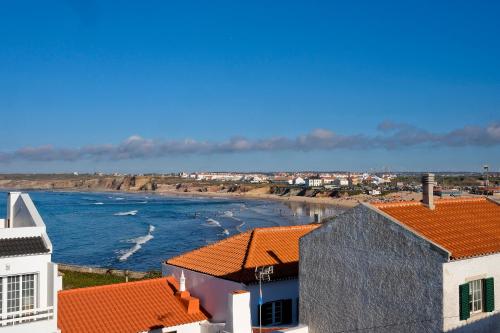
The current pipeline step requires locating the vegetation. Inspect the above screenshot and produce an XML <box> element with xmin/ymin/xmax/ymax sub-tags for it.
<box><xmin>60</xmin><ymin>269</ymin><xmax>162</xmax><ymax>290</ymax></box>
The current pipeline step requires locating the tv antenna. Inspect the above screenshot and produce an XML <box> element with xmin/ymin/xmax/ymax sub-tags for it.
<box><xmin>255</xmin><ymin>266</ymin><xmax>274</xmax><ymax>333</ymax></box>
<box><xmin>483</xmin><ymin>165</ymin><xmax>489</xmax><ymax>187</ymax></box>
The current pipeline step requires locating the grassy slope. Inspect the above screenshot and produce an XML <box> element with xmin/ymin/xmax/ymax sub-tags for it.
<box><xmin>60</xmin><ymin>270</ymin><xmax>161</xmax><ymax>290</ymax></box>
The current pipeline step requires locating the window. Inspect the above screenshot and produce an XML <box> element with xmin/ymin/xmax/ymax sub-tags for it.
<box><xmin>469</xmin><ymin>279</ymin><xmax>482</xmax><ymax>313</ymax></box>
<box><xmin>7</xmin><ymin>276</ymin><xmax>21</xmax><ymax>313</ymax></box>
<box><xmin>21</xmin><ymin>274</ymin><xmax>35</xmax><ymax>311</ymax></box>
<box><xmin>0</xmin><ymin>274</ymin><xmax>37</xmax><ymax>314</ymax></box>
<box><xmin>459</xmin><ymin>277</ymin><xmax>495</xmax><ymax>321</ymax></box>
<box><xmin>259</xmin><ymin>299</ymin><xmax>292</xmax><ymax>326</ymax></box>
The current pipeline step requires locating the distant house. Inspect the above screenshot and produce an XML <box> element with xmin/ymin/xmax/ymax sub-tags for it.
<box><xmin>333</xmin><ymin>178</ymin><xmax>349</xmax><ymax>187</ymax></box>
<box><xmin>305</xmin><ymin>178</ymin><xmax>322</xmax><ymax>188</ymax></box>
<box><xmin>300</xmin><ymin>174</ymin><xmax>500</xmax><ymax>333</ymax></box>
<box><xmin>58</xmin><ymin>277</ymin><xmax>208</xmax><ymax>333</ymax></box>
<box><xmin>163</xmin><ymin>225</ymin><xmax>319</xmax><ymax>328</ymax></box>
<box><xmin>0</xmin><ymin>192</ymin><xmax>61</xmax><ymax>333</ymax></box>
<box><xmin>294</xmin><ymin>177</ymin><xmax>306</xmax><ymax>186</ymax></box>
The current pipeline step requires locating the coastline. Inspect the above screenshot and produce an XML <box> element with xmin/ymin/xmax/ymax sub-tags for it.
<box><xmin>154</xmin><ymin>188</ymin><xmax>361</xmax><ymax>208</ymax></box>
<box><xmin>0</xmin><ymin>185</ymin><xmax>360</xmax><ymax>208</ymax></box>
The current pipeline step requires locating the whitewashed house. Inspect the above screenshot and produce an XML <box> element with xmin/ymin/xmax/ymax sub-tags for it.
<box><xmin>0</xmin><ymin>192</ymin><xmax>62</xmax><ymax>333</ymax></box>
<box><xmin>294</xmin><ymin>177</ymin><xmax>306</xmax><ymax>186</ymax></box>
<box><xmin>305</xmin><ymin>178</ymin><xmax>322</xmax><ymax>188</ymax></box>
<box><xmin>300</xmin><ymin>174</ymin><xmax>500</xmax><ymax>333</ymax></box>
<box><xmin>163</xmin><ymin>225</ymin><xmax>319</xmax><ymax>328</ymax></box>
<box><xmin>333</xmin><ymin>178</ymin><xmax>348</xmax><ymax>187</ymax></box>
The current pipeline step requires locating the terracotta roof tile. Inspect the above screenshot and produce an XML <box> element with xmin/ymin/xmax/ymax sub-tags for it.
<box><xmin>372</xmin><ymin>198</ymin><xmax>500</xmax><ymax>260</ymax></box>
<box><xmin>58</xmin><ymin>278</ymin><xmax>207</xmax><ymax>333</ymax></box>
<box><xmin>166</xmin><ymin>224</ymin><xmax>319</xmax><ymax>283</ymax></box>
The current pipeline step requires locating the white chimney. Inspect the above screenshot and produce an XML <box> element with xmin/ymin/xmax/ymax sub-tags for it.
<box><xmin>6</xmin><ymin>192</ymin><xmax>21</xmax><ymax>228</ymax></box>
<box><xmin>223</xmin><ymin>290</ymin><xmax>252</xmax><ymax>333</ymax></box>
<box><xmin>179</xmin><ymin>270</ymin><xmax>186</xmax><ymax>292</ymax></box>
<box><xmin>422</xmin><ymin>173</ymin><xmax>435</xmax><ymax>210</ymax></box>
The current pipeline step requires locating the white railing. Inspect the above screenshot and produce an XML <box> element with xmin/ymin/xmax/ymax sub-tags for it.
<box><xmin>0</xmin><ymin>307</ymin><xmax>54</xmax><ymax>327</ymax></box>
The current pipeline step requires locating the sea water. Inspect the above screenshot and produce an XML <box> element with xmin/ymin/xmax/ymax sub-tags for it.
<box><xmin>0</xmin><ymin>191</ymin><xmax>344</xmax><ymax>271</ymax></box>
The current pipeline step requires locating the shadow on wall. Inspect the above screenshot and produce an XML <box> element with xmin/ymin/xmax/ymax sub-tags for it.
<box><xmin>448</xmin><ymin>313</ymin><xmax>500</xmax><ymax>333</ymax></box>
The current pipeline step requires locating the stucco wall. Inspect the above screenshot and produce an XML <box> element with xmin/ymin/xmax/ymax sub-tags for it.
<box><xmin>163</xmin><ymin>264</ymin><xmax>300</xmax><ymax>326</ymax></box>
<box><xmin>163</xmin><ymin>263</ymin><xmax>245</xmax><ymax>323</ymax></box>
<box><xmin>443</xmin><ymin>253</ymin><xmax>500</xmax><ymax>332</ymax></box>
<box><xmin>0</xmin><ymin>254</ymin><xmax>59</xmax><ymax>332</ymax></box>
<box><xmin>299</xmin><ymin>204</ymin><xmax>449</xmax><ymax>333</ymax></box>
<box><xmin>247</xmin><ymin>279</ymin><xmax>299</xmax><ymax>326</ymax></box>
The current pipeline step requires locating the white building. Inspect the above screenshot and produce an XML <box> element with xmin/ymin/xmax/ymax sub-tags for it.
<box><xmin>294</xmin><ymin>177</ymin><xmax>306</xmax><ymax>186</ymax></box>
<box><xmin>333</xmin><ymin>178</ymin><xmax>349</xmax><ymax>187</ymax></box>
<box><xmin>305</xmin><ymin>178</ymin><xmax>322</xmax><ymax>188</ymax></box>
<box><xmin>300</xmin><ymin>174</ymin><xmax>500</xmax><ymax>333</ymax></box>
<box><xmin>163</xmin><ymin>225</ymin><xmax>319</xmax><ymax>328</ymax></box>
<box><xmin>0</xmin><ymin>192</ymin><xmax>61</xmax><ymax>333</ymax></box>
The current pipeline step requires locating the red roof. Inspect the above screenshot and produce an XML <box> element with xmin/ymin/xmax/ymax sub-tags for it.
<box><xmin>372</xmin><ymin>197</ymin><xmax>500</xmax><ymax>260</ymax></box>
<box><xmin>58</xmin><ymin>277</ymin><xmax>207</xmax><ymax>333</ymax></box>
<box><xmin>166</xmin><ymin>224</ymin><xmax>320</xmax><ymax>283</ymax></box>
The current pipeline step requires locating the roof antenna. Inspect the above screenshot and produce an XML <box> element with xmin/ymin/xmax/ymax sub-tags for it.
<box><xmin>483</xmin><ymin>165</ymin><xmax>489</xmax><ymax>188</ymax></box>
<box><xmin>255</xmin><ymin>266</ymin><xmax>274</xmax><ymax>333</ymax></box>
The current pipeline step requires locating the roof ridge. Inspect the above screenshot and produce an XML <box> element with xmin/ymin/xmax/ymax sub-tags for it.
<box><xmin>252</xmin><ymin>224</ymin><xmax>319</xmax><ymax>233</ymax></box>
<box><xmin>240</xmin><ymin>229</ymin><xmax>257</xmax><ymax>274</ymax></box>
<box><xmin>58</xmin><ymin>277</ymin><xmax>168</xmax><ymax>295</ymax></box>
<box><xmin>373</xmin><ymin>197</ymin><xmax>487</xmax><ymax>209</ymax></box>
<box><xmin>166</xmin><ymin>230</ymin><xmax>252</xmax><ymax>262</ymax></box>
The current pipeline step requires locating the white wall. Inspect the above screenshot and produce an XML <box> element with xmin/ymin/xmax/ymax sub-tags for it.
<box><xmin>0</xmin><ymin>254</ymin><xmax>60</xmax><ymax>333</ymax></box>
<box><xmin>163</xmin><ymin>264</ymin><xmax>245</xmax><ymax>323</ymax></box>
<box><xmin>163</xmin><ymin>264</ymin><xmax>300</xmax><ymax>327</ymax></box>
<box><xmin>247</xmin><ymin>279</ymin><xmax>299</xmax><ymax>326</ymax></box>
<box><xmin>443</xmin><ymin>253</ymin><xmax>500</xmax><ymax>332</ymax></box>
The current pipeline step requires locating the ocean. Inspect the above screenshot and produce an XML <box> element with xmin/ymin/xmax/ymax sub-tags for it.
<box><xmin>0</xmin><ymin>191</ymin><xmax>345</xmax><ymax>271</ymax></box>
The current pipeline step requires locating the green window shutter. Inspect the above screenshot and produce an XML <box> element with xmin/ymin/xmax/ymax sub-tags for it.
<box><xmin>282</xmin><ymin>299</ymin><xmax>293</xmax><ymax>324</ymax></box>
<box><xmin>261</xmin><ymin>302</ymin><xmax>273</xmax><ymax>326</ymax></box>
<box><xmin>459</xmin><ymin>283</ymin><xmax>470</xmax><ymax>320</ymax></box>
<box><xmin>483</xmin><ymin>278</ymin><xmax>495</xmax><ymax>312</ymax></box>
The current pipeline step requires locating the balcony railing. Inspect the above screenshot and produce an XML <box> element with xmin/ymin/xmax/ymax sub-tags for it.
<box><xmin>0</xmin><ymin>307</ymin><xmax>54</xmax><ymax>326</ymax></box>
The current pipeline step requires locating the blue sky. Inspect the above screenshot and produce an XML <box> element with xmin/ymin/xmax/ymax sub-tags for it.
<box><xmin>0</xmin><ymin>1</ymin><xmax>499</xmax><ymax>172</ymax></box>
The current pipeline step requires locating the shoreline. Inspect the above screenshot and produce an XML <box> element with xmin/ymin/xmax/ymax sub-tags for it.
<box><xmin>154</xmin><ymin>188</ymin><xmax>360</xmax><ymax>208</ymax></box>
<box><xmin>0</xmin><ymin>186</ymin><xmax>360</xmax><ymax>208</ymax></box>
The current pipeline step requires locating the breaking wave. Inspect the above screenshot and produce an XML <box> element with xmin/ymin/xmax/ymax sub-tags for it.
<box><xmin>204</xmin><ymin>218</ymin><xmax>221</xmax><ymax>227</ymax></box>
<box><xmin>114</xmin><ymin>210</ymin><xmax>138</xmax><ymax>216</ymax></box>
<box><xmin>93</xmin><ymin>202</ymin><xmax>104</xmax><ymax>205</ymax></box>
<box><xmin>118</xmin><ymin>225</ymin><xmax>155</xmax><ymax>261</ymax></box>
<box><xmin>236</xmin><ymin>221</ymin><xmax>246</xmax><ymax>232</ymax></box>
<box><xmin>223</xmin><ymin>211</ymin><xmax>234</xmax><ymax>217</ymax></box>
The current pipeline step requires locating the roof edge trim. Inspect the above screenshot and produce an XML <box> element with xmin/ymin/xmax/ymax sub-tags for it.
<box><xmin>363</xmin><ymin>202</ymin><xmax>451</xmax><ymax>260</ymax></box>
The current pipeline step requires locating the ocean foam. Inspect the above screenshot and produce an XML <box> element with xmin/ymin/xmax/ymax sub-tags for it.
<box><xmin>236</xmin><ymin>221</ymin><xmax>246</xmax><ymax>232</ymax></box>
<box><xmin>205</xmin><ymin>218</ymin><xmax>221</xmax><ymax>227</ymax></box>
<box><xmin>114</xmin><ymin>210</ymin><xmax>138</xmax><ymax>216</ymax></box>
<box><xmin>118</xmin><ymin>225</ymin><xmax>155</xmax><ymax>261</ymax></box>
<box><xmin>93</xmin><ymin>202</ymin><xmax>104</xmax><ymax>205</ymax></box>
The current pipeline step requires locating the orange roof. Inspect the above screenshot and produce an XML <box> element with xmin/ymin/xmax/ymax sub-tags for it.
<box><xmin>58</xmin><ymin>278</ymin><xmax>207</xmax><ymax>333</ymax></box>
<box><xmin>166</xmin><ymin>224</ymin><xmax>320</xmax><ymax>283</ymax></box>
<box><xmin>372</xmin><ymin>197</ymin><xmax>500</xmax><ymax>260</ymax></box>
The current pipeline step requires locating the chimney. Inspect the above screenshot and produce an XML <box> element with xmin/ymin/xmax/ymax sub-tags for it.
<box><xmin>422</xmin><ymin>173</ymin><xmax>435</xmax><ymax>210</ymax></box>
<box><xmin>166</xmin><ymin>275</ymin><xmax>201</xmax><ymax>315</ymax></box>
<box><xmin>223</xmin><ymin>290</ymin><xmax>252</xmax><ymax>333</ymax></box>
<box><xmin>179</xmin><ymin>270</ymin><xmax>186</xmax><ymax>292</ymax></box>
